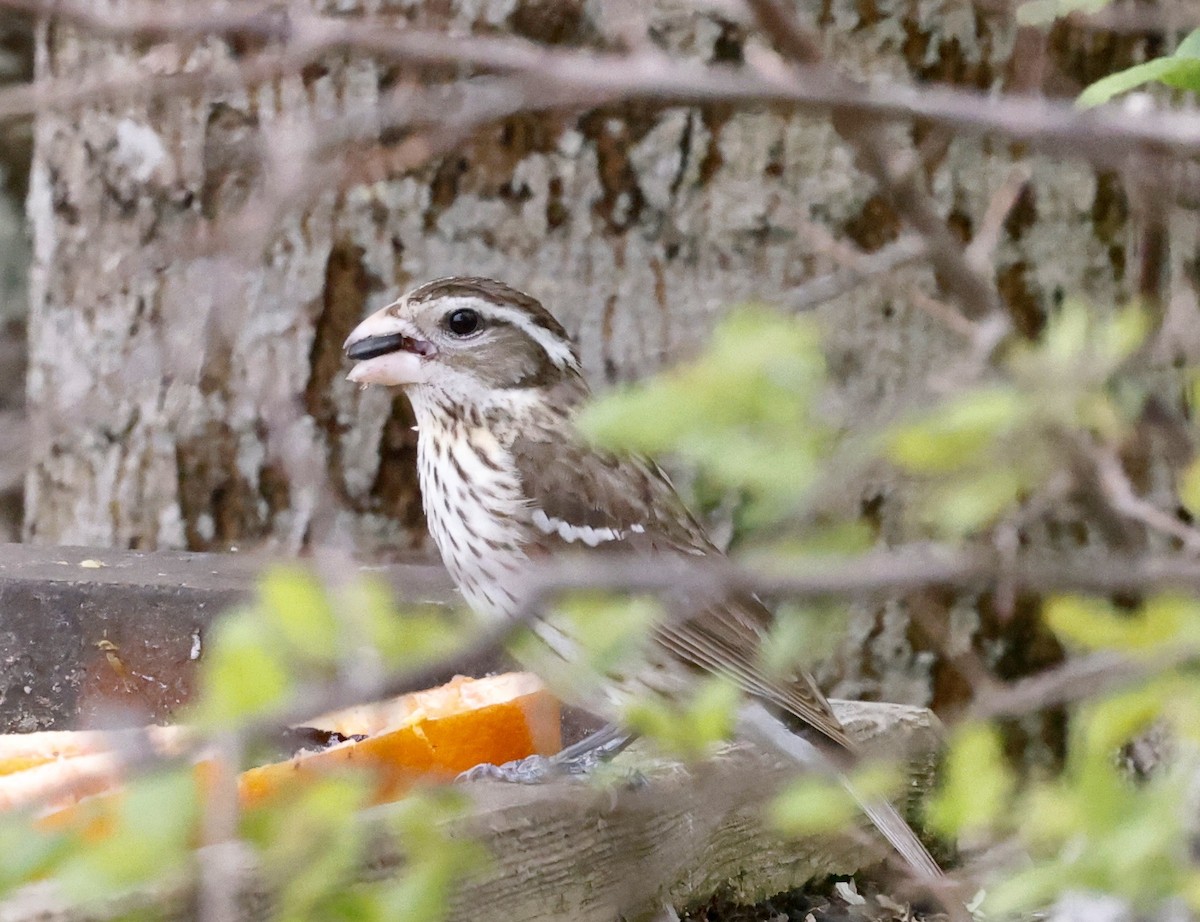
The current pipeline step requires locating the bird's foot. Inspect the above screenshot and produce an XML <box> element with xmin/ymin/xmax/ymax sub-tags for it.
<box><xmin>456</xmin><ymin>753</ymin><xmax>564</xmax><ymax>784</ymax></box>
<box><xmin>456</xmin><ymin>746</ymin><xmax>615</xmax><ymax>784</ymax></box>
<box><xmin>456</xmin><ymin>725</ymin><xmax>642</xmax><ymax>786</ymax></box>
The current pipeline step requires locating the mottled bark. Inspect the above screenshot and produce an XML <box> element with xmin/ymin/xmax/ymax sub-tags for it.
<box><xmin>24</xmin><ymin>1</ymin><xmax>1188</xmax><ymax>714</ymax></box>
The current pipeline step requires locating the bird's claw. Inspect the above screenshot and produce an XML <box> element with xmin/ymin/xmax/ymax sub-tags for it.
<box><xmin>457</xmin><ymin>748</ymin><xmax>630</xmax><ymax>785</ymax></box>
<box><xmin>457</xmin><ymin>726</ymin><xmax>639</xmax><ymax>785</ymax></box>
<box><xmin>456</xmin><ymin>754</ymin><xmax>561</xmax><ymax>784</ymax></box>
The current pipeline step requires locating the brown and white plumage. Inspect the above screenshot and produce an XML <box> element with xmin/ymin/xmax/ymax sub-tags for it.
<box><xmin>344</xmin><ymin>276</ymin><xmax>940</xmax><ymax>877</ymax></box>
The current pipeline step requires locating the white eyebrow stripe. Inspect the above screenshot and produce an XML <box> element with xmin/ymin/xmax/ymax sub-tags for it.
<box><xmin>530</xmin><ymin>508</ymin><xmax>635</xmax><ymax>546</ymax></box>
<box><xmin>470</xmin><ymin>300</ymin><xmax>578</xmax><ymax>369</ymax></box>
<box><xmin>487</xmin><ymin>304</ymin><xmax>577</xmax><ymax>368</ymax></box>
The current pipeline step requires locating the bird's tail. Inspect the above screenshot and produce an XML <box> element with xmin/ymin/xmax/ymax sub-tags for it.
<box><xmin>852</xmin><ymin>789</ymin><xmax>944</xmax><ymax>880</ymax></box>
<box><xmin>738</xmin><ymin>701</ymin><xmax>943</xmax><ymax>880</ymax></box>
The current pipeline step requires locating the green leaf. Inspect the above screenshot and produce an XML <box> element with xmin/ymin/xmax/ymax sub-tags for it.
<box><xmin>578</xmin><ymin>380</ymin><xmax>692</xmax><ymax>454</ymax></box>
<box><xmin>771</xmin><ymin>776</ymin><xmax>857</xmax><ymax>835</ymax></box>
<box><xmin>683</xmin><ymin>431</ymin><xmax>819</xmax><ymax>499</ymax></box>
<box><xmin>1180</xmin><ymin>458</ymin><xmax>1200</xmax><ymax>520</ymax></box>
<box><xmin>378</xmin><ymin>861</ymin><xmax>459</xmax><ymax>922</ymax></box>
<box><xmin>0</xmin><ymin>814</ymin><xmax>72</xmax><ymax>895</ymax></box>
<box><xmin>922</xmin><ymin>467</ymin><xmax>1026</xmax><ymax>535</ymax></box>
<box><xmin>243</xmin><ymin>775</ymin><xmax>371</xmax><ymax>920</ymax></box>
<box><xmin>1095</xmin><ymin>303</ymin><xmax>1151</xmax><ymax>364</ymax></box>
<box><xmin>886</xmin><ymin>388</ymin><xmax>1026</xmax><ymax>473</ymax></box>
<box><xmin>621</xmin><ymin>676</ymin><xmax>739</xmax><ymax>759</ymax></box>
<box><xmin>555</xmin><ymin>593</ymin><xmax>661</xmax><ymax>675</ymax></box>
<box><xmin>56</xmin><ymin>770</ymin><xmax>198</xmax><ymax>902</ymax></box>
<box><xmin>759</xmin><ymin>602</ymin><xmax>844</xmax><ymax>678</ymax></box>
<box><xmin>1078</xmin><ymin>31</ymin><xmax>1200</xmax><ymax>108</ymax></box>
<box><xmin>983</xmin><ymin>860</ymin><xmax>1083</xmax><ymax>915</ymax></box>
<box><xmin>579</xmin><ymin>308</ymin><xmax>828</xmax><ymax>461</ymax></box>
<box><xmin>374</xmin><ymin>790</ymin><xmax>485</xmax><ymax>922</ymax></box>
<box><xmin>330</xmin><ymin>574</ymin><xmax>468</xmax><ymax>672</ymax></box>
<box><xmin>1079</xmin><ymin>57</ymin><xmax>1200</xmax><ymax>108</ymax></box>
<box><xmin>925</xmin><ymin>722</ymin><xmax>1014</xmax><ymax>837</ymax></box>
<box><xmin>1179</xmin><ymin>28</ymin><xmax>1200</xmax><ymax>59</ymax></box>
<box><xmin>189</xmin><ymin>611</ymin><xmax>293</xmax><ymax>725</ymax></box>
<box><xmin>259</xmin><ymin>565</ymin><xmax>339</xmax><ymax>663</ymax></box>
<box><xmin>1073</xmin><ymin>681</ymin><xmax>1172</xmax><ymax>760</ymax></box>
<box><xmin>1045</xmin><ymin>594</ymin><xmax>1200</xmax><ymax>654</ymax></box>
<box><xmin>752</xmin><ymin>522</ymin><xmax>875</xmax><ymax>558</ymax></box>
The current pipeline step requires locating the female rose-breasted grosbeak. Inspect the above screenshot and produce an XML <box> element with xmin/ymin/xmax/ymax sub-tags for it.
<box><xmin>344</xmin><ymin>277</ymin><xmax>941</xmax><ymax>878</ymax></box>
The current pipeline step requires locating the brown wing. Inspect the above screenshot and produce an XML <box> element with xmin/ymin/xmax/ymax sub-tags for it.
<box><xmin>654</xmin><ymin>594</ymin><xmax>855</xmax><ymax>750</ymax></box>
<box><xmin>511</xmin><ymin>433</ymin><xmax>855</xmax><ymax>751</ymax></box>
<box><xmin>511</xmin><ymin>434</ymin><xmax>714</xmax><ymax>557</ymax></box>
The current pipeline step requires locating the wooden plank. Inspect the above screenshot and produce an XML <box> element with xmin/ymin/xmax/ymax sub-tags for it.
<box><xmin>0</xmin><ymin>700</ymin><xmax>941</xmax><ymax>922</ymax></box>
<box><xmin>0</xmin><ymin>543</ymin><xmax>455</xmax><ymax>731</ymax></box>
<box><xmin>446</xmin><ymin>699</ymin><xmax>942</xmax><ymax>921</ymax></box>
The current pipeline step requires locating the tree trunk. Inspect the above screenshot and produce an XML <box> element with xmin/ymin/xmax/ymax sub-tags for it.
<box><xmin>24</xmin><ymin>0</ymin><xmax>1184</xmax><ymax>714</ymax></box>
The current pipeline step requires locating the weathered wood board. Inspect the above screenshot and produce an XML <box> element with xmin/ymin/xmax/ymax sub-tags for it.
<box><xmin>0</xmin><ymin>543</ymin><xmax>456</xmax><ymax>731</ymax></box>
<box><xmin>446</xmin><ymin>700</ymin><xmax>942</xmax><ymax>921</ymax></box>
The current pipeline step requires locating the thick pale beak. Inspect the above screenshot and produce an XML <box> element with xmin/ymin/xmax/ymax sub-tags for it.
<box><xmin>343</xmin><ymin>306</ymin><xmax>435</xmax><ymax>387</ymax></box>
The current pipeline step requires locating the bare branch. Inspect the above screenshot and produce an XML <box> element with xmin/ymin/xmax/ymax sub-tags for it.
<box><xmin>0</xmin><ymin>3</ymin><xmax>1199</xmax><ymax>168</ymax></box>
<box><xmin>968</xmin><ymin>650</ymin><xmax>1170</xmax><ymax>720</ymax></box>
<box><xmin>1094</xmin><ymin>449</ymin><xmax>1200</xmax><ymax>554</ymax></box>
<box><xmin>964</xmin><ymin>165</ymin><xmax>1033</xmax><ymax>275</ymax></box>
<box><xmin>784</xmin><ymin>236</ymin><xmax>928</xmax><ymax>312</ymax></box>
<box><xmin>743</xmin><ymin>0</ymin><xmax>1006</xmax><ymax>326</ymax></box>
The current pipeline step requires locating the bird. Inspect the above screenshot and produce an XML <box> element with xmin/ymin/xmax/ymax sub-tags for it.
<box><xmin>342</xmin><ymin>276</ymin><xmax>942</xmax><ymax>879</ymax></box>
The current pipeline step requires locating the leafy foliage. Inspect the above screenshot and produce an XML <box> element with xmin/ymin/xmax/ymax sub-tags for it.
<box><xmin>243</xmin><ymin>780</ymin><xmax>482</xmax><ymax>922</ymax></box>
<box><xmin>925</xmin><ymin>723</ymin><xmax>1014</xmax><ymax>839</ymax></box>
<box><xmin>0</xmin><ymin>570</ymin><xmax>481</xmax><ymax>920</ymax></box>
<box><xmin>1078</xmin><ymin>29</ymin><xmax>1200</xmax><ymax>108</ymax></box>
<box><xmin>580</xmin><ymin>308</ymin><xmax>834</xmax><ymax>529</ymax></box>
<box><xmin>883</xmin><ymin>302</ymin><xmax>1145</xmax><ymax>536</ymax></box>
<box><xmin>190</xmin><ymin>566</ymin><xmax>465</xmax><ymax>727</ymax></box>
<box><xmin>622</xmin><ymin>676</ymin><xmax>741</xmax><ymax>760</ymax></box>
<box><xmin>580</xmin><ymin>294</ymin><xmax>1200</xmax><ymax>914</ymax></box>
<box><xmin>772</xmin><ymin>763</ymin><xmax>899</xmax><ymax>836</ymax></box>
<box><xmin>922</xmin><ymin>592</ymin><xmax>1200</xmax><ymax>915</ymax></box>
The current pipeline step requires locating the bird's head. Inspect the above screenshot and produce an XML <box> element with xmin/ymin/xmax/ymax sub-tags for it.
<box><xmin>343</xmin><ymin>277</ymin><xmax>584</xmax><ymax>406</ymax></box>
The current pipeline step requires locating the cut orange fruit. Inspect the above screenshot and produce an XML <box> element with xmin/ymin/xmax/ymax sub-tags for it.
<box><xmin>239</xmin><ymin>673</ymin><xmax>561</xmax><ymax>805</ymax></box>
<box><xmin>0</xmin><ymin>726</ymin><xmax>188</xmax><ymax>780</ymax></box>
<box><xmin>0</xmin><ymin>673</ymin><xmax>561</xmax><ymax>816</ymax></box>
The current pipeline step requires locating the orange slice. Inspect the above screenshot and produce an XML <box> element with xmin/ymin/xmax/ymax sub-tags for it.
<box><xmin>0</xmin><ymin>726</ymin><xmax>188</xmax><ymax>779</ymax></box>
<box><xmin>1</xmin><ymin>673</ymin><xmax>561</xmax><ymax>816</ymax></box>
<box><xmin>239</xmin><ymin>673</ymin><xmax>561</xmax><ymax>805</ymax></box>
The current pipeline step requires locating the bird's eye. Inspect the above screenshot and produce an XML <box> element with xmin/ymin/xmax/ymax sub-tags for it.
<box><xmin>445</xmin><ymin>308</ymin><xmax>481</xmax><ymax>336</ymax></box>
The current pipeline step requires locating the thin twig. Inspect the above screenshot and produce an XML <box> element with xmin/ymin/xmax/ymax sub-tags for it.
<box><xmin>2</xmin><ymin>4</ymin><xmax>1200</xmax><ymax>166</ymax></box>
<box><xmin>905</xmin><ymin>284</ymin><xmax>980</xmax><ymax>339</ymax></box>
<box><xmin>743</xmin><ymin>0</ymin><xmax>1006</xmax><ymax>327</ymax></box>
<box><xmin>16</xmin><ymin>544</ymin><xmax>1200</xmax><ymax>818</ymax></box>
<box><xmin>964</xmin><ymin>165</ymin><xmax>1032</xmax><ymax>275</ymax></box>
<box><xmin>969</xmin><ymin>649</ymin><xmax>1193</xmax><ymax>719</ymax></box>
<box><xmin>1094</xmin><ymin>449</ymin><xmax>1200</xmax><ymax>554</ymax></box>
<box><xmin>784</xmin><ymin>236</ymin><xmax>928</xmax><ymax>311</ymax></box>
<box><xmin>196</xmin><ymin>734</ymin><xmax>241</xmax><ymax>922</ymax></box>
